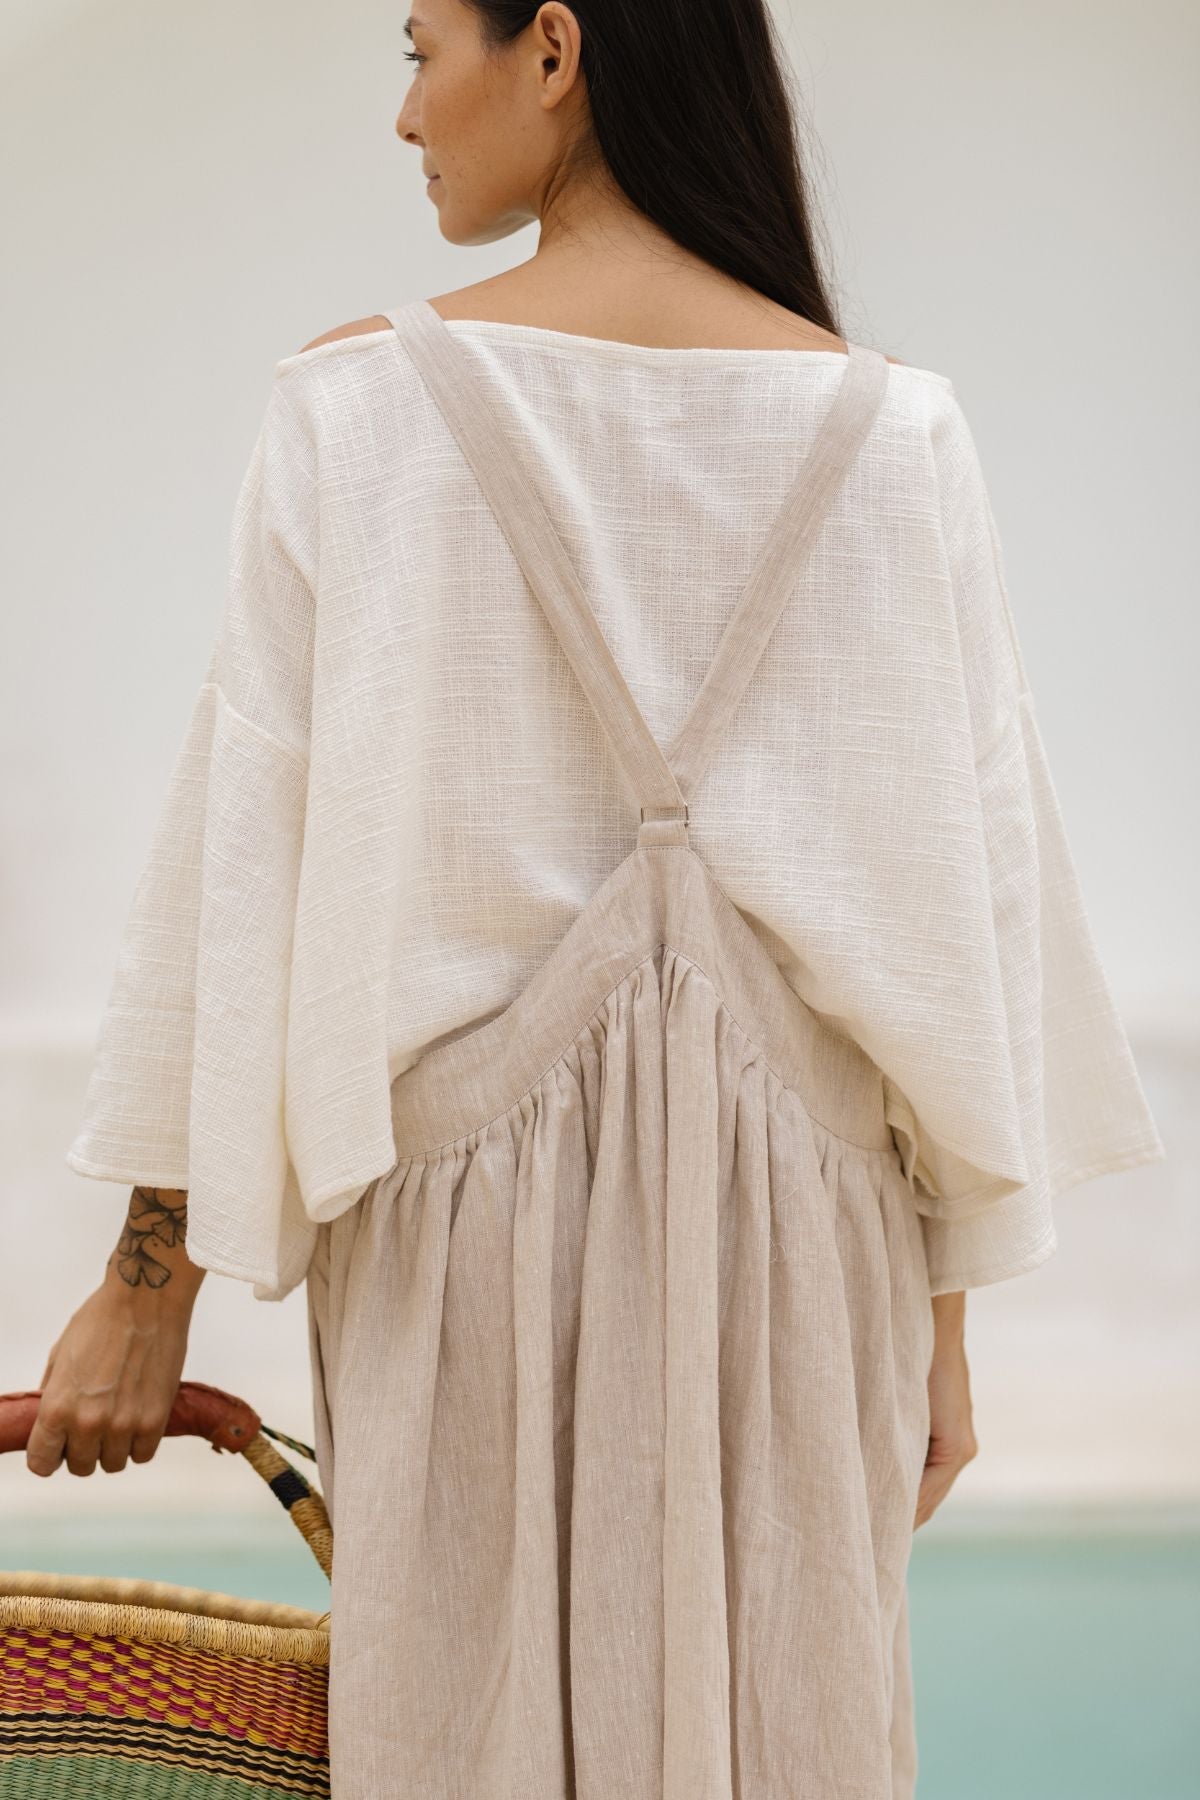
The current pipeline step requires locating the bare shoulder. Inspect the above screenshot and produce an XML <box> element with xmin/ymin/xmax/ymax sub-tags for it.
<box><xmin>297</xmin><ymin>315</ymin><xmax>393</xmax><ymax>354</ymax></box>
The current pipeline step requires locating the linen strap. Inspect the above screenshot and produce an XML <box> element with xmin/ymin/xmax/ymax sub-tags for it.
<box><xmin>385</xmin><ymin>298</ymin><xmax>888</xmax><ymax>827</ymax></box>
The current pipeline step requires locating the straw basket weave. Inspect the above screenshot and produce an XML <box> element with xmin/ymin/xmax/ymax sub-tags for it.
<box><xmin>0</xmin><ymin>1380</ymin><xmax>331</xmax><ymax>1797</ymax></box>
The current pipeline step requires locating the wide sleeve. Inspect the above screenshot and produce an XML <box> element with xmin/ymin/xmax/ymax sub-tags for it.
<box><xmin>892</xmin><ymin>386</ymin><xmax>1167</xmax><ymax>1295</ymax></box>
<box><xmin>64</xmin><ymin>374</ymin><xmax>319</xmax><ymax>1301</ymax></box>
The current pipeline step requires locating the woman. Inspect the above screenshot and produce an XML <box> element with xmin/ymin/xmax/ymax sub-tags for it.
<box><xmin>36</xmin><ymin>0</ymin><xmax>1164</xmax><ymax>1794</ymax></box>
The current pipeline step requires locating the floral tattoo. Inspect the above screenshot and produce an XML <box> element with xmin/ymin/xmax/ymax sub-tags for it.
<box><xmin>114</xmin><ymin>1186</ymin><xmax>188</xmax><ymax>1289</ymax></box>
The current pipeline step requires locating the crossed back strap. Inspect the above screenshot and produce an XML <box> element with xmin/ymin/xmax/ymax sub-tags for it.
<box><xmin>385</xmin><ymin>299</ymin><xmax>889</xmax><ymax>840</ymax></box>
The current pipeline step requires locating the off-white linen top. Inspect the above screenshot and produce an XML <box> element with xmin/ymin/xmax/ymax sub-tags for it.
<box><xmin>65</xmin><ymin>313</ymin><xmax>1166</xmax><ymax>1302</ymax></box>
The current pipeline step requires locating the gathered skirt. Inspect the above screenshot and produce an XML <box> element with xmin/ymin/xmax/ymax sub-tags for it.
<box><xmin>304</xmin><ymin>848</ymin><xmax>936</xmax><ymax>1800</ymax></box>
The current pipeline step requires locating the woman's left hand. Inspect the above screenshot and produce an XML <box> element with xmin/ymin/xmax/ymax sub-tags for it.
<box><xmin>915</xmin><ymin>1290</ymin><xmax>978</xmax><ymax>1528</ymax></box>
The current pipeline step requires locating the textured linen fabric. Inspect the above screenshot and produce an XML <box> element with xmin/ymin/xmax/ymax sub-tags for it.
<box><xmin>304</xmin><ymin>933</ymin><xmax>935</xmax><ymax>1800</ymax></box>
<box><xmin>303</xmin><ymin>300</ymin><xmax>933</xmax><ymax>1800</ymax></box>
<box><xmin>65</xmin><ymin>310</ymin><xmax>1165</xmax><ymax>1301</ymax></box>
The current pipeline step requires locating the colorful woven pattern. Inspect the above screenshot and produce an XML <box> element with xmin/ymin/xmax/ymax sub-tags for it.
<box><xmin>0</xmin><ymin>1393</ymin><xmax>333</xmax><ymax>1795</ymax></box>
<box><xmin>0</xmin><ymin>1609</ymin><xmax>328</xmax><ymax>1798</ymax></box>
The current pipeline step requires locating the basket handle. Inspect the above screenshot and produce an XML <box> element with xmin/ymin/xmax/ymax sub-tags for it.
<box><xmin>0</xmin><ymin>1379</ymin><xmax>261</xmax><ymax>1455</ymax></box>
<box><xmin>0</xmin><ymin>1381</ymin><xmax>333</xmax><ymax>1583</ymax></box>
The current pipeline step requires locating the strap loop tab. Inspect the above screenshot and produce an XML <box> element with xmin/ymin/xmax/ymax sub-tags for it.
<box><xmin>637</xmin><ymin>801</ymin><xmax>690</xmax><ymax>849</ymax></box>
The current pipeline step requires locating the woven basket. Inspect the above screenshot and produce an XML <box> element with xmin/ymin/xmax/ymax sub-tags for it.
<box><xmin>0</xmin><ymin>1380</ymin><xmax>332</xmax><ymax>1797</ymax></box>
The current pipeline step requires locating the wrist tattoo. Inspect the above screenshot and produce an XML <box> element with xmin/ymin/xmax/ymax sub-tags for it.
<box><xmin>114</xmin><ymin>1186</ymin><xmax>188</xmax><ymax>1289</ymax></box>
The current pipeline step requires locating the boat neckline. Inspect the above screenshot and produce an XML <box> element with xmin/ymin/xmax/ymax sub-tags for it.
<box><xmin>434</xmin><ymin>313</ymin><xmax>854</xmax><ymax>362</ymax></box>
<box><xmin>276</xmin><ymin>313</ymin><xmax>952</xmax><ymax>385</ymax></box>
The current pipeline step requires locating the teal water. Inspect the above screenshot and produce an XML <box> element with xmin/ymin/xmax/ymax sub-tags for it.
<box><xmin>908</xmin><ymin>1527</ymin><xmax>1199</xmax><ymax>1800</ymax></box>
<box><xmin>4</xmin><ymin>1509</ymin><xmax>1197</xmax><ymax>1798</ymax></box>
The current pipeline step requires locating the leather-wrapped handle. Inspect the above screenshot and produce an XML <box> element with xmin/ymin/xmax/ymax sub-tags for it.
<box><xmin>0</xmin><ymin>1380</ymin><xmax>262</xmax><ymax>1456</ymax></box>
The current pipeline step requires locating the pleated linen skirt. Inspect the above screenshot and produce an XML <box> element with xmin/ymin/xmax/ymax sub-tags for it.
<box><xmin>304</xmin><ymin>843</ymin><xmax>936</xmax><ymax>1800</ymax></box>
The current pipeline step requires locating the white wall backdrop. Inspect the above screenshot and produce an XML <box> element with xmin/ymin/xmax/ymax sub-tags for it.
<box><xmin>1</xmin><ymin>0</ymin><xmax>1196</xmax><ymax>1525</ymax></box>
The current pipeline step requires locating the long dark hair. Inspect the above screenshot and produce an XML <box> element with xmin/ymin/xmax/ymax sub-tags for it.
<box><xmin>466</xmin><ymin>0</ymin><xmax>843</xmax><ymax>337</ymax></box>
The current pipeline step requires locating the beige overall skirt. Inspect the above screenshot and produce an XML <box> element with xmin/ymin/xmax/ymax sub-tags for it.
<box><xmin>305</xmin><ymin>298</ymin><xmax>936</xmax><ymax>1800</ymax></box>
